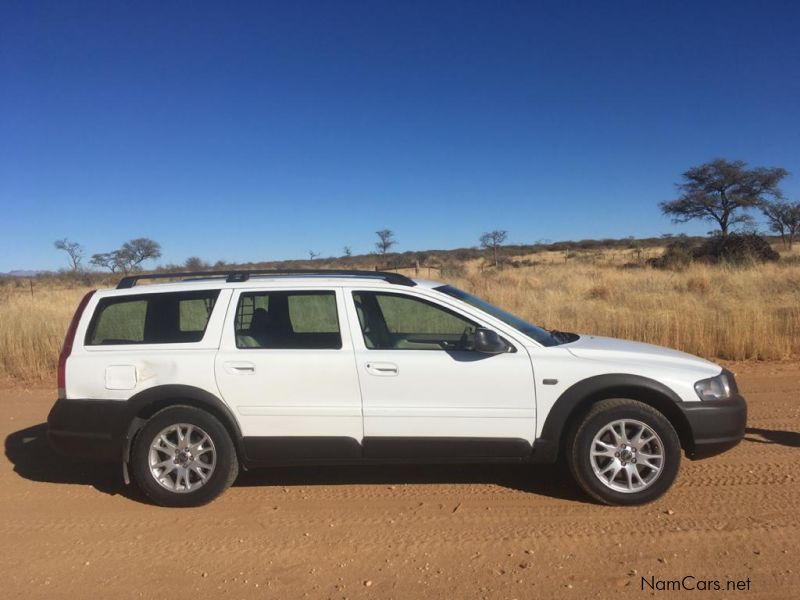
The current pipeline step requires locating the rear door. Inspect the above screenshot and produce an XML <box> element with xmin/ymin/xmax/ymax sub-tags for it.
<box><xmin>214</xmin><ymin>287</ymin><xmax>363</xmax><ymax>462</ymax></box>
<box><xmin>345</xmin><ymin>288</ymin><xmax>537</xmax><ymax>459</ymax></box>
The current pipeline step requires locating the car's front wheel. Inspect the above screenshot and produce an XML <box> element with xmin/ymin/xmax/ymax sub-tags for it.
<box><xmin>131</xmin><ymin>406</ymin><xmax>239</xmax><ymax>507</ymax></box>
<box><xmin>567</xmin><ymin>398</ymin><xmax>681</xmax><ymax>505</ymax></box>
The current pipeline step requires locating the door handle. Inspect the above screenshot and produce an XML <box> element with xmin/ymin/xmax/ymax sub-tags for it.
<box><xmin>224</xmin><ymin>361</ymin><xmax>256</xmax><ymax>374</ymax></box>
<box><xmin>365</xmin><ymin>362</ymin><xmax>399</xmax><ymax>376</ymax></box>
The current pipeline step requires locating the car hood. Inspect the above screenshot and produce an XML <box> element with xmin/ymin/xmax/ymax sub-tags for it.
<box><xmin>563</xmin><ymin>334</ymin><xmax>721</xmax><ymax>375</ymax></box>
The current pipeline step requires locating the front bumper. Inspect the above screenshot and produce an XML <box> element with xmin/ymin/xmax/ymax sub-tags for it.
<box><xmin>47</xmin><ymin>398</ymin><xmax>128</xmax><ymax>462</ymax></box>
<box><xmin>678</xmin><ymin>393</ymin><xmax>747</xmax><ymax>459</ymax></box>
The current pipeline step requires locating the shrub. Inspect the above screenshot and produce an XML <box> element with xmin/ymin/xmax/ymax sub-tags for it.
<box><xmin>693</xmin><ymin>233</ymin><xmax>780</xmax><ymax>265</ymax></box>
<box><xmin>439</xmin><ymin>260</ymin><xmax>466</xmax><ymax>278</ymax></box>
<box><xmin>508</xmin><ymin>259</ymin><xmax>539</xmax><ymax>268</ymax></box>
<box><xmin>649</xmin><ymin>238</ymin><xmax>695</xmax><ymax>270</ymax></box>
<box><xmin>586</xmin><ymin>285</ymin><xmax>610</xmax><ymax>300</ymax></box>
<box><xmin>686</xmin><ymin>276</ymin><xmax>710</xmax><ymax>295</ymax></box>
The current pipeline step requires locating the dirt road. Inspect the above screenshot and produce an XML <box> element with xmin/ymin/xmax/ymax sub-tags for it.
<box><xmin>2</xmin><ymin>363</ymin><xmax>799</xmax><ymax>599</ymax></box>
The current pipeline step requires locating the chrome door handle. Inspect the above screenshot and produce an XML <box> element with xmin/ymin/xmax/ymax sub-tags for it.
<box><xmin>224</xmin><ymin>361</ymin><xmax>256</xmax><ymax>374</ymax></box>
<box><xmin>365</xmin><ymin>362</ymin><xmax>399</xmax><ymax>376</ymax></box>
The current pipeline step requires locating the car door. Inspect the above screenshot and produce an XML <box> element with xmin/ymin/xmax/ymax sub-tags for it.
<box><xmin>214</xmin><ymin>287</ymin><xmax>363</xmax><ymax>462</ymax></box>
<box><xmin>345</xmin><ymin>288</ymin><xmax>536</xmax><ymax>459</ymax></box>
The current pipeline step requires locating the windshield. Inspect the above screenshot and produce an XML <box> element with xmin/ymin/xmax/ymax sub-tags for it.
<box><xmin>435</xmin><ymin>285</ymin><xmax>572</xmax><ymax>347</ymax></box>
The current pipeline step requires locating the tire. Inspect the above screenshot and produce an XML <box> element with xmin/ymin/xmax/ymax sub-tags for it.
<box><xmin>131</xmin><ymin>405</ymin><xmax>239</xmax><ymax>507</ymax></box>
<box><xmin>567</xmin><ymin>398</ymin><xmax>681</xmax><ymax>506</ymax></box>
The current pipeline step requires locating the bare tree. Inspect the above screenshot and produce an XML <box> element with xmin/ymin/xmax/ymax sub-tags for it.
<box><xmin>375</xmin><ymin>229</ymin><xmax>396</xmax><ymax>255</ymax></box>
<box><xmin>308</xmin><ymin>250</ymin><xmax>320</xmax><ymax>260</ymax></box>
<box><xmin>660</xmin><ymin>159</ymin><xmax>787</xmax><ymax>237</ymax></box>
<box><xmin>54</xmin><ymin>238</ymin><xmax>84</xmax><ymax>272</ymax></box>
<box><xmin>343</xmin><ymin>246</ymin><xmax>352</xmax><ymax>257</ymax></box>
<box><xmin>479</xmin><ymin>230</ymin><xmax>508</xmax><ymax>268</ymax></box>
<box><xmin>761</xmin><ymin>200</ymin><xmax>800</xmax><ymax>250</ymax></box>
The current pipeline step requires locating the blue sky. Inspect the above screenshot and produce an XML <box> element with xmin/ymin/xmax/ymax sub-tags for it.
<box><xmin>1</xmin><ymin>0</ymin><xmax>799</xmax><ymax>271</ymax></box>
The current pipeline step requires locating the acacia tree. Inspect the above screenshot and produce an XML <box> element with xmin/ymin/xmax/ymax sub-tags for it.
<box><xmin>479</xmin><ymin>229</ymin><xmax>507</xmax><ymax>268</ymax></box>
<box><xmin>90</xmin><ymin>251</ymin><xmax>124</xmax><ymax>273</ymax></box>
<box><xmin>308</xmin><ymin>250</ymin><xmax>320</xmax><ymax>260</ymax></box>
<box><xmin>375</xmin><ymin>229</ymin><xmax>397</xmax><ymax>255</ymax></box>
<box><xmin>54</xmin><ymin>238</ymin><xmax>84</xmax><ymax>272</ymax></box>
<box><xmin>761</xmin><ymin>200</ymin><xmax>800</xmax><ymax>250</ymax></box>
<box><xmin>119</xmin><ymin>238</ymin><xmax>161</xmax><ymax>271</ymax></box>
<box><xmin>343</xmin><ymin>246</ymin><xmax>352</xmax><ymax>257</ymax></box>
<box><xmin>184</xmin><ymin>256</ymin><xmax>206</xmax><ymax>271</ymax></box>
<box><xmin>91</xmin><ymin>238</ymin><xmax>162</xmax><ymax>273</ymax></box>
<box><xmin>660</xmin><ymin>159</ymin><xmax>787</xmax><ymax>237</ymax></box>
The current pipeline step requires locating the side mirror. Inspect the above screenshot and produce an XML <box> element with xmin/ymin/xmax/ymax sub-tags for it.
<box><xmin>473</xmin><ymin>328</ymin><xmax>510</xmax><ymax>354</ymax></box>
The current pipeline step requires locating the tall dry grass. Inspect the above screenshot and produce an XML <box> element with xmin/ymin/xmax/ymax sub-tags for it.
<box><xmin>1</xmin><ymin>259</ymin><xmax>799</xmax><ymax>382</ymax></box>
<box><xmin>0</xmin><ymin>284</ymin><xmax>90</xmax><ymax>381</ymax></box>
<box><xmin>450</xmin><ymin>261</ymin><xmax>800</xmax><ymax>361</ymax></box>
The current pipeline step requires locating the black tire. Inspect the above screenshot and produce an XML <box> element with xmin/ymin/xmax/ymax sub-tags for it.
<box><xmin>567</xmin><ymin>398</ymin><xmax>681</xmax><ymax>506</ymax></box>
<box><xmin>131</xmin><ymin>405</ymin><xmax>239</xmax><ymax>507</ymax></box>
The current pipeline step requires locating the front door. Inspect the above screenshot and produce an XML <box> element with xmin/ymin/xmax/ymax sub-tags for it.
<box><xmin>346</xmin><ymin>289</ymin><xmax>536</xmax><ymax>459</ymax></box>
<box><xmin>214</xmin><ymin>287</ymin><xmax>363</xmax><ymax>462</ymax></box>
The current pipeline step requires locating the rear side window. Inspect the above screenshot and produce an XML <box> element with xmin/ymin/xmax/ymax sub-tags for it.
<box><xmin>86</xmin><ymin>290</ymin><xmax>220</xmax><ymax>345</ymax></box>
<box><xmin>235</xmin><ymin>290</ymin><xmax>341</xmax><ymax>349</ymax></box>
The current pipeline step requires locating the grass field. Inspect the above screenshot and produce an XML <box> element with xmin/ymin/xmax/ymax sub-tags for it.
<box><xmin>1</xmin><ymin>251</ymin><xmax>799</xmax><ymax>381</ymax></box>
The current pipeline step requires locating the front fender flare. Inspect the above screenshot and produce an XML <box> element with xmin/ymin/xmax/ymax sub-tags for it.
<box><xmin>532</xmin><ymin>373</ymin><xmax>688</xmax><ymax>463</ymax></box>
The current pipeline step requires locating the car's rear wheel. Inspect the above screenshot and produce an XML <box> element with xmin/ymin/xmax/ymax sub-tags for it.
<box><xmin>131</xmin><ymin>406</ymin><xmax>238</xmax><ymax>507</ymax></box>
<box><xmin>567</xmin><ymin>398</ymin><xmax>681</xmax><ymax>505</ymax></box>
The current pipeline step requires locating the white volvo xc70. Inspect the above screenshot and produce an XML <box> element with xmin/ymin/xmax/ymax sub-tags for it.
<box><xmin>48</xmin><ymin>270</ymin><xmax>746</xmax><ymax>507</ymax></box>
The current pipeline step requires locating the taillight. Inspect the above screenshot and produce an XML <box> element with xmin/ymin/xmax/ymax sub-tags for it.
<box><xmin>58</xmin><ymin>290</ymin><xmax>96</xmax><ymax>399</ymax></box>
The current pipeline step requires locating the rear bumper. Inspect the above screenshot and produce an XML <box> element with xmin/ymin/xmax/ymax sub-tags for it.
<box><xmin>47</xmin><ymin>398</ymin><xmax>127</xmax><ymax>462</ymax></box>
<box><xmin>678</xmin><ymin>393</ymin><xmax>747</xmax><ymax>459</ymax></box>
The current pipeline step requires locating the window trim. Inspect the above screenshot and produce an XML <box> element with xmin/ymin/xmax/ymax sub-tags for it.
<box><xmin>233</xmin><ymin>289</ymin><xmax>343</xmax><ymax>351</ymax></box>
<box><xmin>351</xmin><ymin>290</ymin><xmax>483</xmax><ymax>352</ymax></box>
<box><xmin>84</xmin><ymin>289</ymin><xmax>221</xmax><ymax>347</ymax></box>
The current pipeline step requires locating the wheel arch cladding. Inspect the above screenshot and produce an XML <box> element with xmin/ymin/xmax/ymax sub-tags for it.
<box><xmin>122</xmin><ymin>385</ymin><xmax>244</xmax><ymax>463</ymax></box>
<box><xmin>536</xmin><ymin>374</ymin><xmax>693</xmax><ymax>462</ymax></box>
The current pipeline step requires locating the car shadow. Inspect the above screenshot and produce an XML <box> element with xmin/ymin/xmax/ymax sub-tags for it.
<box><xmin>5</xmin><ymin>423</ymin><xmax>590</xmax><ymax>505</ymax></box>
<box><xmin>744</xmin><ymin>427</ymin><xmax>800</xmax><ymax>448</ymax></box>
<box><xmin>233</xmin><ymin>461</ymin><xmax>591</xmax><ymax>503</ymax></box>
<box><xmin>4</xmin><ymin>423</ymin><xmax>138</xmax><ymax>500</ymax></box>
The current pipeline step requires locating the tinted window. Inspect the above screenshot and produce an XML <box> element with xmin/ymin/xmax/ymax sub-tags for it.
<box><xmin>86</xmin><ymin>290</ymin><xmax>220</xmax><ymax>345</ymax></box>
<box><xmin>235</xmin><ymin>291</ymin><xmax>341</xmax><ymax>349</ymax></box>
<box><xmin>353</xmin><ymin>291</ymin><xmax>476</xmax><ymax>350</ymax></box>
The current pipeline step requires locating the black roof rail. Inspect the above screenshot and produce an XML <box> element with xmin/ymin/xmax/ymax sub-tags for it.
<box><xmin>116</xmin><ymin>269</ymin><xmax>417</xmax><ymax>289</ymax></box>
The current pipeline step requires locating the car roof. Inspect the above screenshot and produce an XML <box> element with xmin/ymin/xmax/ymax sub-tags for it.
<box><xmin>97</xmin><ymin>274</ymin><xmax>445</xmax><ymax>295</ymax></box>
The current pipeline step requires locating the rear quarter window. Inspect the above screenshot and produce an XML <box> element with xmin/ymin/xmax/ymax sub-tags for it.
<box><xmin>86</xmin><ymin>290</ymin><xmax>220</xmax><ymax>345</ymax></box>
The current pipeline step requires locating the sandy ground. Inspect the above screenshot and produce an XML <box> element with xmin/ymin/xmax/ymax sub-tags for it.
<box><xmin>1</xmin><ymin>363</ymin><xmax>799</xmax><ymax>599</ymax></box>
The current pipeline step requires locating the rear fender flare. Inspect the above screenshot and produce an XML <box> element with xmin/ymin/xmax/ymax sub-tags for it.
<box><xmin>121</xmin><ymin>385</ymin><xmax>244</xmax><ymax>463</ymax></box>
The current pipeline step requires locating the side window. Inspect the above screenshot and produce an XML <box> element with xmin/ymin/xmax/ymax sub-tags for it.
<box><xmin>235</xmin><ymin>291</ymin><xmax>341</xmax><ymax>349</ymax></box>
<box><xmin>86</xmin><ymin>290</ymin><xmax>219</xmax><ymax>345</ymax></box>
<box><xmin>352</xmin><ymin>291</ymin><xmax>476</xmax><ymax>350</ymax></box>
<box><xmin>89</xmin><ymin>299</ymin><xmax>147</xmax><ymax>344</ymax></box>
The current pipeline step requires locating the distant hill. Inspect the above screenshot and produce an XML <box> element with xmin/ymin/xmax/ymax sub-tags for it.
<box><xmin>0</xmin><ymin>270</ymin><xmax>46</xmax><ymax>277</ymax></box>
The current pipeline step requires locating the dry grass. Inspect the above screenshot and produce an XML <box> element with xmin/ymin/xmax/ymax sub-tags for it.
<box><xmin>449</xmin><ymin>261</ymin><xmax>800</xmax><ymax>362</ymax></box>
<box><xmin>2</xmin><ymin>258</ymin><xmax>799</xmax><ymax>382</ymax></box>
<box><xmin>0</xmin><ymin>284</ymin><xmax>90</xmax><ymax>382</ymax></box>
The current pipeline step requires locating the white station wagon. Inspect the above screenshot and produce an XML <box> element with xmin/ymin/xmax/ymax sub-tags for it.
<box><xmin>48</xmin><ymin>270</ymin><xmax>746</xmax><ymax>507</ymax></box>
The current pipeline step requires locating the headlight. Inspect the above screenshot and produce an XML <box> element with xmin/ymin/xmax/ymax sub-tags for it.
<box><xmin>694</xmin><ymin>373</ymin><xmax>732</xmax><ymax>401</ymax></box>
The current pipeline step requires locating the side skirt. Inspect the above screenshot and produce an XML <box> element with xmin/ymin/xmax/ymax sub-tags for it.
<box><xmin>241</xmin><ymin>436</ymin><xmax>534</xmax><ymax>467</ymax></box>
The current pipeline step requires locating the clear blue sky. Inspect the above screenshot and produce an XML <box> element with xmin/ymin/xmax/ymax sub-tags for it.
<box><xmin>2</xmin><ymin>0</ymin><xmax>799</xmax><ymax>272</ymax></box>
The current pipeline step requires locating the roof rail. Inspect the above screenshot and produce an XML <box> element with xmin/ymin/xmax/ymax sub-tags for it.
<box><xmin>116</xmin><ymin>269</ymin><xmax>417</xmax><ymax>289</ymax></box>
